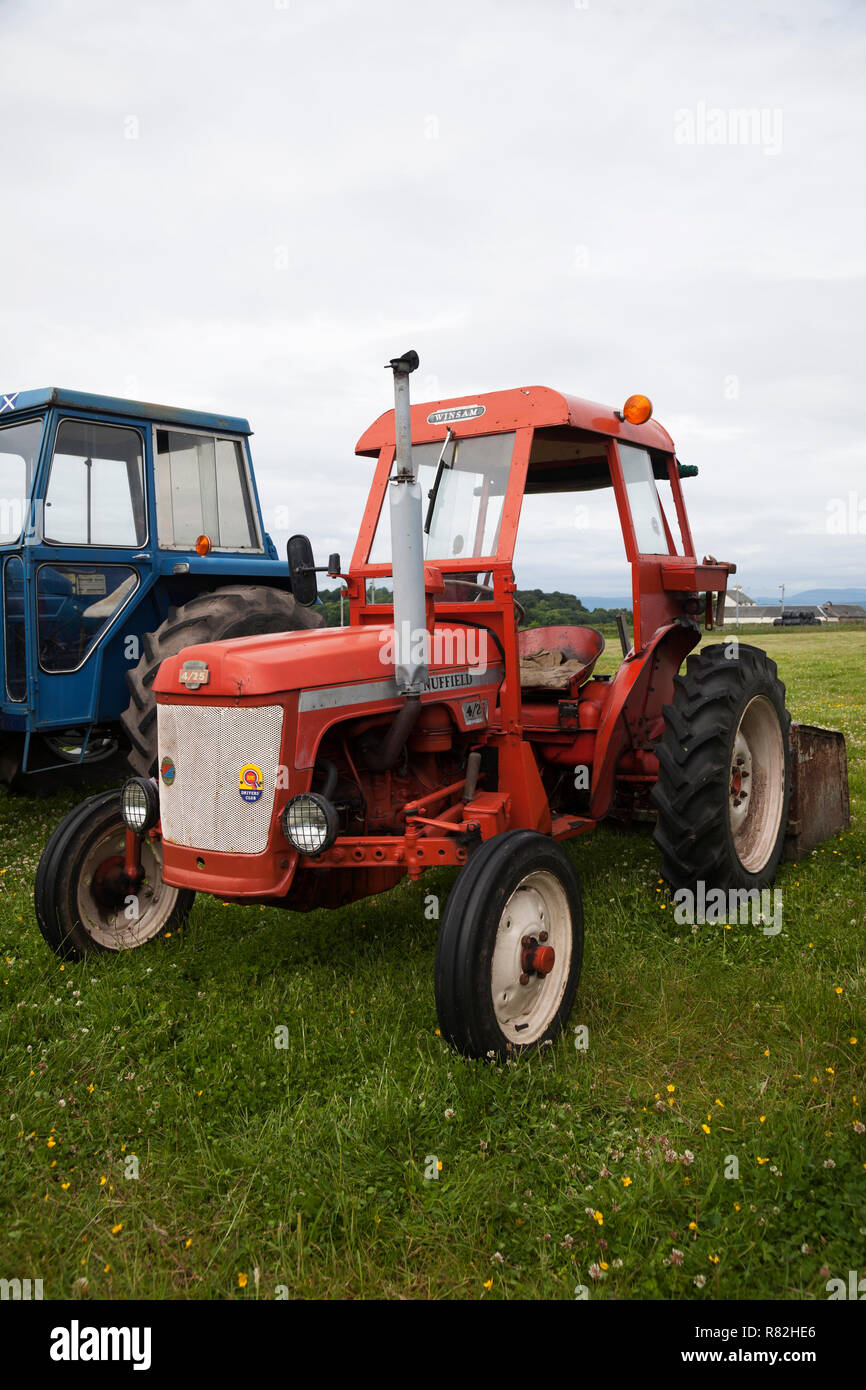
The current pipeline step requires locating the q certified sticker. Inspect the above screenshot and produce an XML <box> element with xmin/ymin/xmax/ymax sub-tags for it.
<box><xmin>239</xmin><ymin>763</ymin><xmax>264</xmax><ymax>803</ymax></box>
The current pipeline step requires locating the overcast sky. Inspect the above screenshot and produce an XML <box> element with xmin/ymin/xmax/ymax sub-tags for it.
<box><xmin>2</xmin><ymin>0</ymin><xmax>864</xmax><ymax>599</ymax></box>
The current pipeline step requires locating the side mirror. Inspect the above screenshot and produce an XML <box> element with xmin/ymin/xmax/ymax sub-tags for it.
<box><xmin>287</xmin><ymin>534</ymin><xmax>319</xmax><ymax>607</ymax></box>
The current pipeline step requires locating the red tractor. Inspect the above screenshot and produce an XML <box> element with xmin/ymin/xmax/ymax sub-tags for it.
<box><xmin>34</xmin><ymin>352</ymin><xmax>848</xmax><ymax>1057</ymax></box>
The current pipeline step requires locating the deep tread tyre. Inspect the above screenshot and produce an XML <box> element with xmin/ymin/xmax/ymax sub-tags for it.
<box><xmin>120</xmin><ymin>586</ymin><xmax>322</xmax><ymax>775</ymax></box>
<box><xmin>35</xmin><ymin>791</ymin><xmax>120</xmax><ymax>942</ymax></box>
<box><xmin>34</xmin><ymin>790</ymin><xmax>195</xmax><ymax>960</ymax></box>
<box><xmin>434</xmin><ymin>829</ymin><xmax>584</xmax><ymax>1059</ymax></box>
<box><xmin>651</xmin><ymin>643</ymin><xmax>792</xmax><ymax>894</ymax></box>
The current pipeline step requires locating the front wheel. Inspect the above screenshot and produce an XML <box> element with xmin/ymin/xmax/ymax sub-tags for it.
<box><xmin>35</xmin><ymin>790</ymin><xmax>195</xmax><ymax>960</ymax></box>
<box><xmin>434</xmin><ymin>829</ymin><xmax>584</xmax><ymax>1059</ymax></box>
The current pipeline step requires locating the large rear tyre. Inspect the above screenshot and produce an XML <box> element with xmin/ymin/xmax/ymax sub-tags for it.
<box><xmin>434</xmin><ymin>829</ymin><xmax>584</xmax><ymax>1059</ymax></box>
<box><xmin>121</xmin><ymin>585</ymin><xmax>322</xmax><ymax>775</ymax></box>
<box><xmin>34</xmin><ymin>790</ymin><xmax>195</xmax><ymax>960</ymax></box>
<box><xmin>651</xmin><ymin>643</ymin><xmax>791</xmax><ymax>894</ymax></box>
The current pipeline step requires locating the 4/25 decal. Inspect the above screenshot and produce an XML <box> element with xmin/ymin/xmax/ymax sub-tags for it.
<box><xmin>461</xmin><ymin>699</ymin><xmax>488</xmax><ymax>727</ymax></box>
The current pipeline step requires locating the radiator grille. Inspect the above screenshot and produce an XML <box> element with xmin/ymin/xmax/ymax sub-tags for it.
<box><xmin>157</xmin><ymin>704</ymin><xmax>284</xmax><ymax>854</ymax></box>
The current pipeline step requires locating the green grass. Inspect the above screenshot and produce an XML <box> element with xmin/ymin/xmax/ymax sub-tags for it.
<box><xmin>1</xmin><ymin>628</ymin><xmax>863</xmax><ymax>1300</ymax></box>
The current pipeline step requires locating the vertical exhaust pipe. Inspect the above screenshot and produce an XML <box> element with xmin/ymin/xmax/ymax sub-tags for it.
<box><xmin>387</xmin><ymin>349</ymin><xmax>429</xmax><ymax>695</ymax></box>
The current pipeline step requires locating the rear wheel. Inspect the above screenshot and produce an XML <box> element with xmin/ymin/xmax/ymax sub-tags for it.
<box><xmin>121</xmin><ymin>585</ymin><xmax>322</xmax><ymax>775</ymax></box>
<box><xmin>651</xmin><ymin>643</ymin><xmax>792</xmax><ymax>893</ymax></box>
<box><xmin>434</xmin><ymin>829</ymin><xmax>584</xmax><ymax>1059</ymax></box>
<box><xmin>34</xmin><ymin>790</ymin><xmax>195</xmax><ymax>960</ymax></box>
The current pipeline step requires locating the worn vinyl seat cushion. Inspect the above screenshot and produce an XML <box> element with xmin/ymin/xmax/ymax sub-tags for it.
<box><xmin>518</xmin><ymin>624</ymin><xmax>605</xmax><ymax>694</ymax></box>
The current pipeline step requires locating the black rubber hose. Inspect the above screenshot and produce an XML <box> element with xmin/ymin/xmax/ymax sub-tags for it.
<box><xmin>363</xmin><ymin>696</ymin><xmax>423</xmax><ymax>772</ymax></box>
<box><xmin>314</xmin><ymin>757</ymin><xmax>339</xmax><ymax>800</ymax></box>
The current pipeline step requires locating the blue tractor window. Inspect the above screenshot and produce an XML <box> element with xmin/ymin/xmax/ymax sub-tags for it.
<box><xmin>36</xmin><ymin>565</ymin><xmax>138</xmax><ymax>673</ymax></box>
<box><xmin>3</xmin><ymin>554</ymin><xmax>26</xmax><ymax>700</ymax></box>
<box><xmin>44</xmin><ymin>420</ymin><xmax>146</xmax><ymax>547</ymax></box>
<box><xmin>0</xmin><ymin>417</ymin><xmax>43</xmax><ymax>544</ymax></box>
<box><xmin>155</xmin><ymin>429</ymin><xmax>259</xmax><ymax>549</ymax></box>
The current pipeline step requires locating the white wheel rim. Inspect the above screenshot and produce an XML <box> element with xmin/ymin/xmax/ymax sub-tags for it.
<box><xmin>77</xmin><ymin>828</ymin><xmax>182</xmax><ymax>949</ymax></box>
<box><xmin>490</xmin><ymin>869</ymin><xmax>573</xmax><ymax>1045</ymax></box>
<box><xmin>729</xmin><ymin>695</ymin><xmax>786</xmax><ymax>874</ymax></box>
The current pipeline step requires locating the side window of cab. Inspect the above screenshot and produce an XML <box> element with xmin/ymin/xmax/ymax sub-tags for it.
<box><xmin>154</xmin><ymin>429</ymin><xmax>261</xmax><ymax>550</ymax></box>
<box><xmin>44</xmin><ymin>419</ymin><xmax>146</xmax><ymax>547</ymax></box>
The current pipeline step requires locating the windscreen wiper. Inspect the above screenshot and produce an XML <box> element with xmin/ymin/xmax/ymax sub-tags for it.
<box><xmin>423</xmin><ymin>428</ymin><xmax>455</xmax><ymax>535</ymax></box>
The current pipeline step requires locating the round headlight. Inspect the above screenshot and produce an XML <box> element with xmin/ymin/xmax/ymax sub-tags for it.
<box><xmin>281</xmin><ymin>793</ymin><xmax>339</xmax><ymax>857</ymax></box>
<box><xmin>121</xmin><ymin>777</ymin><xmax>160</xmax><ymax>834</ymax></box>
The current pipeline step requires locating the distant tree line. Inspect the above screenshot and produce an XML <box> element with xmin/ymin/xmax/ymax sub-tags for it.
<box><xmin>514</xmin><ymin>589</ymin><xmax>629</xmax><ymax>628</ymax></box>
<box><xmin>316</xmin><ymin>585</ymin><xmax>629</xmax><ymax>628</ymax></box>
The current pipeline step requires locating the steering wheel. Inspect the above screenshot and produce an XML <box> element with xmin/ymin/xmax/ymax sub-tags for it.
<box><xmin>442</xmin><ymin>577</ymin><xmax>526</xmax><ymax>624</ymax></box>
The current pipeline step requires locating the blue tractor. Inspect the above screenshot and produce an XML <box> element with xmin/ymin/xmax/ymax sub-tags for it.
<box><xmin>0</xmin><ymin>387</ymin><xmax>321</xmax><ymax>787</ymax></box>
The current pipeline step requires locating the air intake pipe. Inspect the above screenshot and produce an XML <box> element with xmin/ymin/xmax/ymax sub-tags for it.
<box><xmin>387</xmin><ymin>349</ymin><xmax>429</xmax><ymax>697</ymax></box>
<box><xmin>361</xmin><ymin>696</ymin><xmax>423</xmax><ymax>772</ymax></box>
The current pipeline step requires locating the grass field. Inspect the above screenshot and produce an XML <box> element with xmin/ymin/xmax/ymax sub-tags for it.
<box><xmin>1</xmin><ymin>627</ymin><xmax>863</xmax><ymax>1301</ymax></box>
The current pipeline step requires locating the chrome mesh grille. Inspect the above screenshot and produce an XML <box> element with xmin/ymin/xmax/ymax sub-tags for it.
<box><xmin>157</xmin><ymin>704</ymin><xmax>283</xmax><ymax>854</ymax></box>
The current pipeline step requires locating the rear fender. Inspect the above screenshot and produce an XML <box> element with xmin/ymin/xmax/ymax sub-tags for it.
<box><xmin>589</xmin><ymin>622</ymin><xmax>699</xmax><ymax>819</ymax></box>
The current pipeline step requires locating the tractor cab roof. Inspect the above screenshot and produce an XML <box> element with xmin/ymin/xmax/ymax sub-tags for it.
<box><xmin>355</xmin><ymin>384</ymin><xmax>675</xmax><ymax>458</ymax></box>
<box><xmin>1</xmin><ymin>387</ymin><xmax>251</xmax><ymax>436</ymax></box>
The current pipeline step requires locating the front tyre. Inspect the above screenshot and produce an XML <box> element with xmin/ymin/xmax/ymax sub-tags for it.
<box><xmin>434</xmin><ymin>829</ymin><xmax>584</xmax><ymax>1059</ymax></box>
<box><xmin>35</xmin><ymin>790</ymin><xmax>195</xmax><ymax>960</ymax></box>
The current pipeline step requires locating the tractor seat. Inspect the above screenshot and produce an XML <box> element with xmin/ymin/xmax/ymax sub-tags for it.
<box><xmin>518</xmin><ymin>625</ymin><xmax>605</xmax><ymax>696</ymax></box>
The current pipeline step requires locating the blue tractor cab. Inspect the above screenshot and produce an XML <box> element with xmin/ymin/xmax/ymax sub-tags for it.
<box><xmin>0</xmin><ymin>387</ymin><xmax>320</xmax><ymax>784</ymax></box>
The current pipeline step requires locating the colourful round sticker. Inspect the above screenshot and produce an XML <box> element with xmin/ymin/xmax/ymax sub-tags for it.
<box><xmin>160</xmin><ymin>756</ymin><xmax>176</xmax><ymax>786</ymax></box>
<box><xmin>239</xmin><ymin>763</ymin><xmax>263</xmax><ymax>803</ymax></box>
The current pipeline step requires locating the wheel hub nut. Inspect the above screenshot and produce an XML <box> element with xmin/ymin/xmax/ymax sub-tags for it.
<box><xmin>530</xmin><ymin>945</ymin><xmax>556</xmax><ymax>975</ymax></box>
<box><xmin>520</xmin><ymin>937</ymin><xmax>556</xmax><ymax>979</ymax></box>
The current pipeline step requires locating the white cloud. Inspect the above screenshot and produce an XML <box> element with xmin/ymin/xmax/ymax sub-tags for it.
<box><xmin>0</xmin><ymin>0</ymin><xmax>864</xmax><ymax>599</ymax></box>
